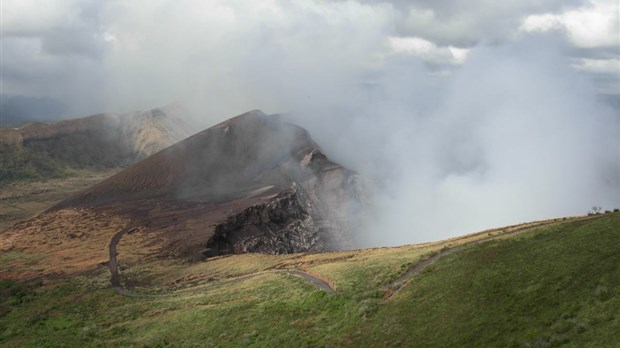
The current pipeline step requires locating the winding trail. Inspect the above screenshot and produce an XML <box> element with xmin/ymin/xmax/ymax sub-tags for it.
<box><xmin>106</xmin><ymin>227</ymin><xmax>334</xmax><ymax>297</ymax></box>
<box><xmin>382</xmin><ymin>217</ymin><xmax>592</xmax><ymax>302</ymax></box>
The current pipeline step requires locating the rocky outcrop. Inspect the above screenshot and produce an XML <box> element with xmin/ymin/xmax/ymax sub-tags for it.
<box><xmin>204</xmin><ymin>189</ymin><xmax>323</xmax><ymax>256</ymax></box>
<box><xmin>201</xmin><ymin>152</ymin><xmax>366</xmax><ymax>257</ymax></box>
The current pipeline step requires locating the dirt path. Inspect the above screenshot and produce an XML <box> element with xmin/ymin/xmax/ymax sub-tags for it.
<box><xmin>286</xmin><ymin>270</ymin><xmax>335</xmax><ymax>293</ymax></box>
<box><xmin>106</xmin><ymin>227</ymin><xmax>335</xmax><ymax>297</ymax></box>
<box><xmin>383</xmin><ymin>217</ymin><xmax>592</xmax><ymax>302</ymax></box>
<box><xmin>106</xmin><ymin>226</ymin><xmax>139</xmax><ymax>295</ymax></box>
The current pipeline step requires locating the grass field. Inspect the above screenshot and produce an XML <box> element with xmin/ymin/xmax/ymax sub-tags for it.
<box><xmin>1</xmin><ymin>213</ymin><xmax>618</xmax><ymax>347</ymax></box>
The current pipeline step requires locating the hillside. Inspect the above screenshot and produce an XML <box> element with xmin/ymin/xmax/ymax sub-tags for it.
<box><xmin>0</xmin><ymin>110</ymin><xmax>365</xmax><ymax>275</ymax></box>
<box><xmin>1</xmin><ymin>213</ymin><xmax>617</xmax><ymax>347</ymax></box>
<box><xmin>0</xmin><ymin>104</ymin><xmax>193</xmax><ymax>184</ymax></box>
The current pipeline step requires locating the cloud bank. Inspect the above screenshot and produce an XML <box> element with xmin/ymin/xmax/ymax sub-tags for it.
<box><xmin>2</xmin><ymin>0</ymin><xmax>618</xmax><ymax>245</ymax></box>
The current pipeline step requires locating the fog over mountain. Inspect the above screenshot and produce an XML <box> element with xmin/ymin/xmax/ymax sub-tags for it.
<box><xmin>2</xmin><ymin>0</ymin><xmax>618</xmax><ymax>245</ymax></box>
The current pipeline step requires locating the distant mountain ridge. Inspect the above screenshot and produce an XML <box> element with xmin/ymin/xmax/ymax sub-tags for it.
<box><xmin>0</xmin><ymin>104</ymin><xmax>194</xmax><ymax>183</ymax></box>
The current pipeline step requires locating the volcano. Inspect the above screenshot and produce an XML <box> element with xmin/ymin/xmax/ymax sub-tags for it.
<box><xmin>2</xmin><ymin>110</ymin><xmax>365</xmax><ymax>270</ymax></box>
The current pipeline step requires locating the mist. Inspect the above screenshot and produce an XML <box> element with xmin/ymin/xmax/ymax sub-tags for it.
<box><xmin>283</xmin><ymin>38</ymin><xmax>619</xmax><ymax>246</ymax></box>
<box><xmin>4</xmin><ymin>0</ymin><xmax>619</xmax><ymax>246</ymax></box>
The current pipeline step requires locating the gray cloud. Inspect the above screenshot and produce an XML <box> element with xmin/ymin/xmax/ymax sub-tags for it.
<box><xmin>1</xmin><ymin>36</ymin><xmax>106</xmax><ymax>116</ymax></box>
<box><xmin>2</xmin><ymin>0</ymin><xmax>616</xmax><ymax>117</ymax></box>
<box><xmin>1</xmin><ymin>0</ymin><xmax>108</xmax><ymax>116</ymax></box>
<box><xmin>2</xmin><ymin>0</ymin><xmax>105</xmax><ymax>58</ymax></box>
<box><xmin>40</xmin><ymin>28</ymin><xmax>104</xmax><ymax>59</ymax></box>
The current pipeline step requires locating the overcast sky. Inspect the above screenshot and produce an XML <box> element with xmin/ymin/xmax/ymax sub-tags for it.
<box><xmin>1</xmin><ymin>0</ymin><xmax>619</xmax><ymax>244</ymax></box>
<box><xmin>1</xmin><ymin>0</ymin><xmax>618</xmax><ymax>117</ymax></box>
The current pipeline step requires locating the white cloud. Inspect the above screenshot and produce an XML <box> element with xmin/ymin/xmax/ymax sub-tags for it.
<box><xmin>101</xmin><ymin>32</ymin><xmax>117</xmax><ymax>43</ymax></box>
<box><xmin>448</xmin><ymin>46</ymin><xmax>469</xmax><ymax>64</ymax></box>
<box><xmin>387</xmin><ymin>36</ymin><xmax>470</xmax><ymax>65</ymax></box>
<box><xmin>520</xmin><ymin>14</ymin><xmax>562</xmax><ymax>32</ymax></box>
<box><xmin>520</xmin><ymin>0</ymin><xmax>620</xmax><ymax>48</ymax></box>
<box><xmin>388</xmin><ymin>36</ymin><xmax>435</xmax><ymax>54</ymax></box>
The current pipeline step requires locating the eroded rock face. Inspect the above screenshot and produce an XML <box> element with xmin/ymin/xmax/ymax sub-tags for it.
<box><xmin>204</xmin><ymin>189</ymin><xmax>323</xmax><ymax>256</ymax></box>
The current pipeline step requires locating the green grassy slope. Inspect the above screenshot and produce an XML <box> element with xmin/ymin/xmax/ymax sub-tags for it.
<box><xmin>353</xmin><ymin>214</ymin><xmax>620</xmax><ymax>347</ymax></box>
<box><xmin>0</xmin><ymin>214</ymin><xmax>618</xmax><ymax>347</ymax></box>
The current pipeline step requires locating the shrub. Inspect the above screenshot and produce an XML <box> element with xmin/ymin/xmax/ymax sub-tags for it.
<box><xmin>590</xmin><ymin>206</ymin><xmax>602</xmax><ymax>215</ymax></box>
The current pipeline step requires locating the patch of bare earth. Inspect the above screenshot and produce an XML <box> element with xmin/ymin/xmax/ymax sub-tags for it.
<box><xmin>0</xmin><ymin>209</ymin><xmax>129</xmax><ymax>277</ymax></box>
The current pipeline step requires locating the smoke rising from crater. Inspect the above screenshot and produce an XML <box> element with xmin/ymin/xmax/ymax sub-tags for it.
<box><xmin>290</xmin><ymin>39</ymin><xmax>619</xmax><ymax>246</ymax></box>
<box><xmin>4</xmin><ymin>0</ymin><xmax>619</xmax><ymax>245</ymax></box>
